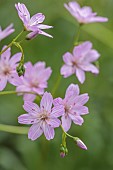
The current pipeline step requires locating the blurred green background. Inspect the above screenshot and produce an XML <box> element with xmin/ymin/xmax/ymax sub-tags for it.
<box><xmin>0</xmin><ymin>0</ymin><xmax>113</xmax><ymax>169</ymax></box>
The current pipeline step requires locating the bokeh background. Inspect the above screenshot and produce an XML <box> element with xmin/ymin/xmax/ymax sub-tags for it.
<box><xmin>0</xmin><ymin>0</ymin><xmax>113</xmax><ymax>169</ymax></box>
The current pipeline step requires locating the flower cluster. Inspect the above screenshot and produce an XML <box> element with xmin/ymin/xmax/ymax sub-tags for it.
<box><xmin>0</xmin><ymin>1</ymin><xmax>108</xmax><ymax>157</ymax></box>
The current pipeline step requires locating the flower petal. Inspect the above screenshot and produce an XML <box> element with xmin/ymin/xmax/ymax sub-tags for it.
<box><xmin>70</xmin><ymin>115</ymin><xmax>84</xmax><ymax>125</ymax></box>
<box><xmin>28</xmin><ymin>123</ymin><xmax>43</xmax><ymax>141</ymax></box>
<box><xmin>61</xmin><ymin>115</ymin><xmax>72</xmax><ymax>132</ymax></box>
<box><xmin>40</xmin><ymin>92</ymin><xmax>53</xmax><ymax>112</ymax></box>
<box><xmin>1</xmin><ymin>46</ymin><xmax>11</xmax><ymax>62</ymax></box>
<box><xmin>37</xmin><ymin>24</ymin><xmax>53</xmax><ymax>29</ymax></box>
<box><xmin>51</xmin><ymin>105</ymin><xmax>64</xmax><ymax>117</ymax></box>
<box><xmin>9</xmin><ymin>52</ymin><xmax>21</xmax><ymax>66</ymax></box>
<box><xmin>76</xmin><ymin>68</ymin><xmax>85</xmax><ymax>84</ymax></box>
<box><xmin>30</xmin><ymin>13</ymin><xmax>45</xmax><ymax>25</ymax></box>
<box><xmin>0</xmin><ymin>76</ymin><xmax>7</xmax><ymax>91</ymax></box>
<box><xmin>46</xmin><ymin>118</ymin><xmax>61</xmax><ymax>128</ymax></box>
<box><xmin>80</xmin><ymin>64</ymin><xmax>99</xmax><ymax>74</ymax></box>
<box><xmin>39</xmin><ymin>30</ymin><xmax>53</xmax><ymax>38</ymax></box>
<box><xmin>18</xmin><ymin>114</ymin><xmax>38</xmax><ymax>124</ymax></box>
<box><xmin>65</xmin><ymin>84</ymin><xmax>79</xmax><ymax>99</ymax></box>
<box><xmin>63</xmin><ymin>52</ymin><xmax>73</xmax><ymax>65</ymax></box>
<box><xmin>43</xmin><ymin>123</ymin><xmax>55</xmax><ymax>140</ymax></box>
<box><xmin>60</xmin><ymin>64</ymin><xmax>74</xmax><ymax>78</ymax></box>
<box><xmin>23</xmin><ymin>101</ymin><xmax>40</xmax><ymax>113</ymax></box>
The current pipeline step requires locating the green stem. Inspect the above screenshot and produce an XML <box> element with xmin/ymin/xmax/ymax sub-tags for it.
<box><xmin>0</xmin><ymin>30</ymin><xmax>24</xmax><ymax>55</ymax></box>
<box><xmin>0</xmin><ymin>90</ymin><xmax>39</xmax><ymax>96</ymax></box>
<box><xmin>0</xmin><ymin>124</ymin><xmax>28</xmax><ymax>134</ymax></box>
<box><xmin>52</xmin><ymin>75</ymin><xmax>62</xmax><ymax>96</ymax></box>
<box><xmin>60</xmin><ymin>125</ymin><xmax>77</xmax><ymax>140</ymax></box>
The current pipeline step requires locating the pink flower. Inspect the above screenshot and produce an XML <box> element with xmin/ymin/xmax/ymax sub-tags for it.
<box><xmin>16</xmin><ymin>61</ymin><xmax>52</xmax><ymax>101</ymax></box>
<box><xmin>15</xmin><ymin>3</ymin><xmax>53</xmax><ymax>39</ymax></box>
<box><xmin>0</xmin><ymin>24</ymin><xmax>15</xmax><ymax>41</ymax></box>
<box><xmin>18</xmin><ymin>92</ymin><xmax>64</xmax><ymax>140</ymax></box>
<box><xmin>0</xmin><ymin>46</ymin><xmax>21</xmax><ymax>91</ymax></box>
<box><xmin>64</xmin><ymin>1</ymin><xmax>108</xmax><ymax>24</ymax></box>
<box><xmin>61</xmin><ymin>41</ymin><xmax>100</xmax><ymax>84</ymax></box>
<box><xmin>54</xmin><ymin>84</ymin><xmax>89</xmax><ymax>132</ymax></box>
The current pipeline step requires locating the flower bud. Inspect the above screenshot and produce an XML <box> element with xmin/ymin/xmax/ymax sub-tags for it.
<box><xmin>16</xmin><ymin>64</ymin><xmax>25</xmax><ymax>76</ymax></box>
<box><xmin>60</xmin><ymin>144</ymin><xmax>68</xmax><ymax>158</ymax></box>
<box><xmin>76</xmin><ymin>138</ymin><xmax>87</xmax><ymax>150</ymax></box>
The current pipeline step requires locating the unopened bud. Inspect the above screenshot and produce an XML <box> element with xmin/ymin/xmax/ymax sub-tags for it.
<box><xmin>60</xmin><ymin>144</ymin><xmax>68</xmax><ymax>158</ymax></box>
<box><xmin>26</xmin><ymin>31</ymin><xmax>39</xmax><ymax>40</ymax></box>
<box><xmin>76</xmin><ymin>138</ymin><xmax>87</xmax><ymax>150</ymax></box>
<box><xmin>16</xmin><ymin>64</ymin><xmax>25</xmax><ymax>76</ymax></box>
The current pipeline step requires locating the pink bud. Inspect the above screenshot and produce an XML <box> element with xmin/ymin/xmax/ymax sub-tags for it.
<box><xmin>76</xmin><ymin>139</ymin><xmax>87</xmax><ymax>150</ymax></box>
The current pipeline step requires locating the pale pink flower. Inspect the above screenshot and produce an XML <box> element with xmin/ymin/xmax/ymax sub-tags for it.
<box><xmin>16</xmin><ymin>61</ymin><xmax>52</xmax><ymax>101</ymax></box>
<box><xmin>18</xmin><ymin>92</ymin><xmax>64</xmax><ymax>140</ymax></box>
<box><xmin>0</xmin><ymin>46</ymin><xmax>21</xmax><ymax>91</ymax></box>
<box><xmin>61</xmin><ymin>41</ymin><xmax>100</xmax><ymax>84</ymax></box>
<box><xmin>64</xmin><ymin>1</ymin><xmax>108</xmax><ymax>24</ymax></box>
<box><xmin>0</xmin><ymin>24</ymin><xmax>15</xmax><ymax>41</ymax></box>
<box><xmin>15</xmin><ymin>3</ymin><xmax>53</xmax><ymax>39</ymax></box>
<box><xmin>54</xmin><ymin>84</ymin><xmax>89</xmax><ymax>132</ymax></box>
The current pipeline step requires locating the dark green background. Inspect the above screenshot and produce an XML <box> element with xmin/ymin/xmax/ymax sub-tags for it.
<box><xmin>0</xmin><ymin>0</ymin><xmax>113</xmax><ymax>170</ymax></box>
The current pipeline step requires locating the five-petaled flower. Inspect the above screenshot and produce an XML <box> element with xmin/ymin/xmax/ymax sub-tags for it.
<box><xmin>0</xmin><ymin>46</ymin><xmax>21</xmax><ymax>91</ymax></box>
<box><xmin>53</xmin><ymin>84</ymin><xmax>89</xmax><ymax>132</ymax></box>
<box><xmin>16</xmin><ymin>61</ymin><xmax>52</xmax><ymax>101</ymax></box>
<box><xmin>0</xmin><ymin>24</ymin><xmax>15</xmax><ymax>41</ymax></box>
<box><xmin>15</xmin><ymin>3</ymin><xmax>53</xmax><ymax>39</ymax></box>
<box><xmin>61</xmin><ymin>41</ymin><xmax>100</xmax><ymax>84</ymax></box>
<box><xmin>64</xmin><ymin>1</ymin><xmax>108</xmax><ymax>24</ymax></box>
<box><xmin>18</xmin><ymin>92</ymin><xmax>64</xmax><ymax>140</ymax></box>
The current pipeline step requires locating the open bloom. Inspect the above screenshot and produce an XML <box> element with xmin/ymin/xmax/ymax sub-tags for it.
<box><xmin>18</xmin><ymin>92</ymin><xmax>64</xmax><ymax>140</ymax></box>
<box><xmin>16</xmin><ymin>61</ymin><xmax>52</xmax><ymax>101</ymax></box>
<box><xmin>15</xmin><ymin>3</ymin><xmax>53</xmax><ymax>39</ymax></box>
<box><xmin>61</xmin><ymin>41</ymin><xmax>100</xmax><ymax>84</ymax></box>
<box><xmin>0</xmin><ymin>46</ymin><xmax>21</xmax><ymax>91</ymax></box>
<box><xmin>64</xmin><ymin>1</ymin><xmax>108</xmax><ymax>24</ymax></box>
<box><xmin>53</xmin><ymin>84</ymin><xmax>89</xmax><ymax>132</ymax></box>
<box><xmin>0</xmin><ymin>24</ymin><xmax>15</xmax><ymax>41</ymax></box>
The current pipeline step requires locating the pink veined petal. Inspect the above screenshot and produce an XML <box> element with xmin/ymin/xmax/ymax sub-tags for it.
<box><xmin>61</xmin><ymin>115</ymin><xmax>72</xmax><ymax>132</ymax></box>
<box><xmin>28</xmin><ymin>123</ymin><xmax>43</xmax><ymax>141</ymax></box>
<box><xmin>18</xmin><ymin>113</ymin><xmax>38</xmax><ymax>124</ymax></box>
<box><xmin>73</xmin><ymin>93</ymin><xmax>89</xmax><ymax>106</ymax></box>
<box><xmin>51</xmin><ymin>105</ymin><xmax>64</xmax><ymax>117</ymax></box>
<box><xmin>72</xmin><ymin>115</ymin><xmax>84</xmax><ymax>126</ymax></box>
<box><xmin>53</xmin><ymin>97</ymin><xmax>63</xmax><ymax>106</ymax></box>
<box><xmin>0</xmin><ymin>76</ymin><xmax>7</xmax><ymax>91</ymax></box>
<box><xmin>30</xmin><ymin>13</ymin><xmax>45</xmax><ymax>25</ymax></box>
<box><xmin>37</xmin><ymin>24</ymin><xmax>53</xmax><ymax>29</ymax></box>
<box><xmin>8</xmin><ymin>73</ymin><xmax>21</xmax><ymax>86</ymax></box>
<box><xmin>43</xmin><ymin>122</ymin><xmax>55</xmax><ymax>140</ymax></box>
<box><xmin>1</xmin><ymin>46</ymin><xmax>11</xmax><ymax>62</ymax></box>
<box><xmin>63</xmin><ymin>52</ymin><xmax>73</xmax><ymax>65</ymax></box>
<box><xmin>76</xmin><ymin>68</ymin><xmax>85</xmax><ymax>84</ymax></box>
<box><xmin>15</xmin><ymin>3</ymin><xmax>30</xmax><ymax>24</ymax></box>
<box><xmin>65</xmin><ymin>84</ymin><xmax>80</xmax><ymax>99</ymax></box>
<box><xmin>60</xmin><ymin>64</ymin><xmax>74</xmax><ymax>78</ymax></box>
<box><xmin>73</xmin><ymin>41</ymin><xmax>92</xmax><ymax>59</ymax></box>
<box><xmin>23</xmin><ymin>94</ymin><xmax>36</xmax><ymax>102</ymax></box>
<box><xmin>40</xmin><ymin>92</ymin><xmax>53</xmax><ymax>112</ymax></box>
<box><xmin>39</xmin><ymin>30</ymin><xmax>53</xmax><ymax>38</ymax></box>
<box><xmin>23</xmin><ymin>101</ymin><xmax>40</xmax><ymax>113</ymax></box>
<box><xmin>84</xmin><ymin>50</ymin><xmax>100</xmax><ymax>63</ymax></box>
<box><xmin>72</xmin><ymin>105</ymin><xmax>89</xmax><ymax>115</ymax></box>
<box><xmin>9</xmin><ymin>53</ymin><xmax>22</xmax><ymax>66</ymax></box>
<box><xmin>46</xmin><ymin>118</ymin><xmax>61</xmax><ymax>128</ymax></box>
<box><xmin>80</xmin><ymin>64</ymin><xmax>99</xmax><ymax>74</ymax></box>
<box><xmin>16</xmin><ymin>85</ymin><xmax>31</xmax><ymax>92</ymax></box>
